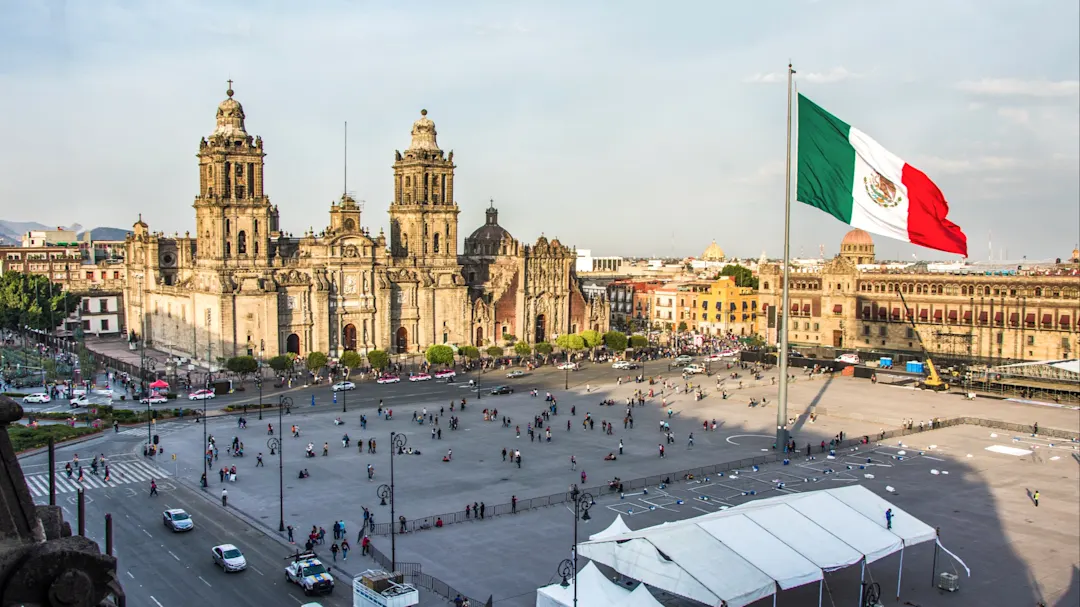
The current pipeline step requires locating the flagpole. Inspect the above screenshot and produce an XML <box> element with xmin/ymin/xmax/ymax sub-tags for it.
<box><xmin>776</xmin><ymin>63</ymin><xmax>796</xmax><ymax>451</ymax></box>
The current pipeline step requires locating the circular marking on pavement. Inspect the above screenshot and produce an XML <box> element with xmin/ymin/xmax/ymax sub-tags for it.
<box><xmin>726</xmin><ymin>434</ymin><xmax>774</xmax><ymax>445</ymax></box>
<box><xmin>68</xmin><ymin>494</ymin><xmax>94</xmax><ymax>505</ymax></box>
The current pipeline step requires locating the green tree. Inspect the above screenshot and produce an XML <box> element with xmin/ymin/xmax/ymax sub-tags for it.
<box><xmin>425</xmin><ymin>344</ymin><xmax>455</xmax><ymax>366</ymax></box>
<box><xmin>339</xmin><ymin>350</ymin><xmax>363</xmax><ymax>376</ymax></box>
<box><xmin>534</xmin><ymin>342</ymin><xmax>553</xmax><ymax>357</ymax></box>
<box><xmin>603</xmin><ymin>330</ymin><xmax>628</xmax><ymax>352</ymax></box>
<box><xmin>226</xmin><ymin>355</ymin><xmax>258</xmax><ymax>376</ymax></box>
<box><xmin>459</xmin><ymin>345</ymin><xmax>481</xmax><ymax>361</ymax></box>
<box><xmin>629</xmin><ymin>335</ymin><xmax>648</xmax><ymax>349</ymax></box>
<box><xmin>42</xmin><ymin>358</ymin><xmax>59</xmax><ymax>381</ymax></box>
<box><xmin>486</xmin><ymin>345</ymin><xmax>504</xmax><ymax>357</ymax></box>
<box><xmin>514</xmin><ymin>341</ymin><xmax>533</xmax><ymax>357</ymax></box>
<box><xmin>0</xmin><ymin>272</ymin><xmax>80</xmax><ymax>332</ymax></box>
<box><xmin>502</xmin><ymin>333</ymin><xmax>517</xmax><ymax>344</ymax></box>
<box><xmin>677</xmin><ymin>321</ymin><xmax>688</xmax><ymax>332</ymax></box>
<box><xmin>267</xmin><ymin>355</ymin><xmax>292</xmax><ymax>373</ymax></box>
<box><xmin>306</xmin><ymin>352</ymin><xmax>328</xmax><ymax>373</ymax></box>
<box><xmin>579</xmin><ymin>329</ymin><xmax>603</xmax><ymax>349</ymax></box>
<box><xmin>77</xmin><ymin>345</ymin><xmax>96</xmax><ymax>384</ymax></box>
<box><xmin>367</xmin><ymin>349</ymin><xmax>390</xmax><ymax>371</ymax></box>
<box><xmin>556</xmin><ymin>334</ymin><xmax>585</xmax><ymax>351</ymax></box>
<box><xmin>719</xmin><ymin>264</ymin><xmax>759</xmax><ymax>289</ymax></box>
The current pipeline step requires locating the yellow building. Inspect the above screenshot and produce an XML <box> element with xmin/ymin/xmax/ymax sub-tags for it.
<box><xmin>699</xmin><ymin>276</ymin><xmax>759</xmax><ymax>336</ymax></box>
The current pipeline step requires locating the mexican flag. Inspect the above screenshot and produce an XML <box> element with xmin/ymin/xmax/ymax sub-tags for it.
<box><xmin>796</xmin><ymin>94</ymin><xmax>968</xmax><ymax>256</ymax></box>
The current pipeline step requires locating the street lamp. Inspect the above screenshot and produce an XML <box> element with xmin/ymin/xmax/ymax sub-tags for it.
<box><xmin>269</xmin><ymin>395</ymin><xmax>291</xmax><ymax>532</ymax></box>
<box><xmin>557</xmin><ymin>484</ymin><xmax>593</xmax><ymax>607</ymax></box>
<box><xmin>256</xmin><ymin>363</ymin><xmax>264</xmax><ymax>421</ymax></box>
<box><xmin>564</xmin><ymin>352</ymin><xmax>571</xmax><ymax>390</ymax></box>
<box><xmin>376</xmin><ymin>431</ymin><xmax>408</xmax><ymax>571</ymax></box>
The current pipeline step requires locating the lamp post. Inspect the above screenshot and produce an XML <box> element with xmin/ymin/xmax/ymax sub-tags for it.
<box><xmin>270</xmin><ymin>395</ymin><xmax>290</xmax><ymax>532</ymax></box>
<box><xmin>564</xmin><ymin>352</ymin><xmax>570</xmax><ymax>390</ymax></box>
<box><xmin>376</xmin><ymin>431</ymin><xmax>408</xmax><ymax>571</ymax></box>
<box><xmin>557</xmin><ymin>484</ymin><xmax>593</xmax><ymax>607</ymax></box>
<box><xmin>256</xmin><ymin>364</ymin><xmax>264</xmax><ymax>421</ymax></box>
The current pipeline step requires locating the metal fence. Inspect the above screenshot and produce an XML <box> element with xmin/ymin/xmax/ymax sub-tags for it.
<box><xmin>366</xmin><ymin>543</ymin><xmax>482</xmax><ymax>605</ymax></box>
<box><xmin>370</xmin><ymin>415</ymin><xmax>1076</xmax><ymax>538</ymax></box>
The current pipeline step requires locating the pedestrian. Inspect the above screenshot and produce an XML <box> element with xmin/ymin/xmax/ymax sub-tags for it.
<box><xmin>221</xmin><ymin>488</ymin><xmax>228</xmax><ymax>507</ymax></box>
<box><xmin>581</xmin><ymin>470</ymin><xmax>587</xmax><ymax>484</ymax></box>
<box><xmin>341</xmin><ymin>539</ymin><xmax>350</xmax><ymax>561</ymax></box>
<box><xmin>361</xmin><ymin>534</ymin><xmax>371</xmax><ymax>555</ymax></box>
<box><xmin>502</xmin><ymin>447</ymin><xmax>507</xmax><ymax>461</ymax></box>
<box><xmin>466</xmin><ymin>504</ymin><xmax>471</xmax><ymax>519</ymax></box>
<box><xmin>256</xmin><ymin>453</ymin><xmax>264</xmax><ymax>467</ymax></box>
<box><xmin>688</xmin><ymin>433</ymin><xmax>694</xmax><ymax>449</ymax></box>
<box><xmin>399</xmin><ymin>515</ymin><xmax>407</xmax><ymax>533</ymax></box>
<box><xmin>330</xmin><ymin>542</ymin><xmax>339</xmax><ymax>561</ymax></box>
<box><xmin>149</xmin><ymin>479</ymin><xmax>158</xmax><ymax>496</ymax></box>
<box><xmin>287</xmin><ymin>525</ymin><xmax>295</xmax><ymax>544</ymax></box>
<box><xmin>1033</xmin><ymin>490</ymin><xmax>1040</xmax><ymax>507</ymax></box>
<box><xmin>511</xmin><ymin>495</ymin><xmax>517</xmax><ymax>514</ymax></box>
<box><xmin>333</xmin><ymin>521</ymin><xmax>340</xmax><ymax>539</ymax></box>
<box><xmin>659</xmin><ymin>444</ymin><xmax>665</xmax><ymax>458</ymax></box>
<box><xmin>570</xmin><ymin>455</ymin><xmax>577</xmax><ymax>470</ymax></box>
<box><xmin>885</xmin><ymin>508</ymin><xmax>893</xmax><ymax>529</ymax></box>
<box><xmin>479</xmin><ymin>502</ymin><xmax>486</xmax><ymax>519</ymax></box>
<box><xmin>619</xmin><ymin>439</ymin><xmax>624</xmax><ymax>455</ymax></box>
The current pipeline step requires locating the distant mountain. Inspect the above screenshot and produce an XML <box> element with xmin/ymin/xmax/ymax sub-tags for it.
<box><xmin>0</xmin><ymin>220</ymin><xmax>130</xmax><ymax>245</ymax></box>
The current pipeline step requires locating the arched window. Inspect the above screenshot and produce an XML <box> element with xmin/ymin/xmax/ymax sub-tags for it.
<box><xmin>237</xmin><ymin>230</ymin><xmax>247</xmax><ymax>254</ymax></box>
<box><xmin>225</xmin><ymin>219</ymin><xmax>230</xmax><ymax>235</ymax></box>
<box><xmin>433</xmin><ymin>233</ymin><xmax>440</xmax><ymax>253</ymax></box>
<box><xmin>1034</xmin><ymin>287</ymin><xmax>1042</xmax><ymax>297</ymax></box>
<box><xmin>254</xmin><ymin>241</ymin><xmax>259</xmax><ymax>255</ymax></box>
<box><xmin>225</xmin><ymin>241</ymin><xmax>231</xmax><ymax>257</ymax></box>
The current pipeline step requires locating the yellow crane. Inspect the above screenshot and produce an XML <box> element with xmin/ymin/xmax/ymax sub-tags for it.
<box><xmin>897</xmin><ymin>291</ymin><xmax>950</xmax><ymax>392</ymax></box>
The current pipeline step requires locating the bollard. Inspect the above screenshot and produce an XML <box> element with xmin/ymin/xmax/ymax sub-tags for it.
<box><xmin>77</xmin><ymin>489</ymin><xmax>86</xmax><ymax>537</ymax></box>
<box><xmin>48</xmin><ymin>437</ymin><xmax>56</xmax><ymax>506</ymax></box>
<box><xmin>105</xmin><ymin>514</ymin><xmax>114</xmax><ymax>556</ymax></box>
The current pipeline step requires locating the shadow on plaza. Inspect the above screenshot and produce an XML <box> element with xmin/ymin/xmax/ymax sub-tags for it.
<box><xmin>363</xmin><ymin>380</ymin><xmax>1074</xmax><ymax>607</ymax></box>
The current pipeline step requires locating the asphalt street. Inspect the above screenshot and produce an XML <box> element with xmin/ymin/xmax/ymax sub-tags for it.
<box><xmin>21</xmin><ymin>440</ymin><xmax>352</xmax><ymax>607</ymax></box>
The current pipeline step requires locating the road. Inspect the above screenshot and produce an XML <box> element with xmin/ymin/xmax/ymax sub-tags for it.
<box><xmin>21</xmin><ymin>443</ymin><xmax>352</xmax><ymax>607</ymax></box>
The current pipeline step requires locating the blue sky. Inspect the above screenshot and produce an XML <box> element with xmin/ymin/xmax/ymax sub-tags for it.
<box><xmin>1</xmin><ymin>0</ymin><xmax>1077</xmax><ymax>261</ymax></box>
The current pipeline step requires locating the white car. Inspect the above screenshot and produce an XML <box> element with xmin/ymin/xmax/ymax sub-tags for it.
<box><xmin>70</xmin><ymin>387</ymin><xmax>88</xmax><ymax>397</ymax></box>
<box><xmin>434</xmin><ymin>369</ymin><xmax>457</xmax><ymax>379</ymax></box>
<box><xmin>331</xmin><ymin>381</ymin><xmax>356</xmax><ymax>392</ymax></box>
<box><xmin>408</xmin><ymin>373</ymin><xmax>432</xmax><ymax>382</ymax></box>
<box><xmin>836</xmin><ymin>353</ymin><xmax>861</xmax><ymax>364</ymax></box>
<box><xmin>557</xmin><ymin>362</ymin><xmax>579</xmax><ymax>370</ymax></box>
<box><xmin>683</xmin><ymin>364</ymin><xmax>706</xmax><ymax>374</ymax></box>
<box><xmin>285</xmin><ymin>552</ymin><xmax>334</xmax><ymax>596</ymax></box>
<box><xmin>376</xmin><ymin>375</ymin><xmax>400</xmax><ymax>384</ymax></box>
<box><xmin>612</xmin><ymin>360</ymin><xmax>638</xmax><ymax>370</ymax></box>
<box><xmin>212</xmin><ymin>543</ymin><xmax>247</xmax><ymax>572</ymax></box>
<box><xmin>674</xmin><ymin>355</ymin><xmax>693</xmax><ymax>365</ymax></box>
<box><xmin>22</xmin><ymin>393</ymin><xmax>50</xmax><ymax>404</ymax></box>
<box><xmin>140</xmin><ymin>395</ymin><xmax>168</xmax><ymax>405</ymax></box>
<box><xmin>188</xmin><ymin>389</ymin><xmax>215</xmax><ymax>401</ymax></box>
<box><xmin>69</xmin><ymin>396</ymin><xmax>91</xmax><ymax>407</ymax></box>
<box><xmin>163</xmin><ymin>509</ymin><xmax>194</xmax><ymax>532</ymax></box>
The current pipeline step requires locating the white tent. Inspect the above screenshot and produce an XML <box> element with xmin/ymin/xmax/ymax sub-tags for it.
<box><xmin>577</xmin><ymin>485</ymin><xmax>939</xmax><ymax>607</ymax></box>
<box><xmin>590</xmin><ymin>514</ymin><xmax>632</xmax><ymax>541</ymax></box>
<box><xmin>536</xmin><ymin>562</ymin><xmax>663</xmax><ymax>607</ymax></box>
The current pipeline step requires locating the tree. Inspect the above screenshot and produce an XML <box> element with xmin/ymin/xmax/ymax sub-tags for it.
<box><xmin>534</xmin><ymin>342</ymin><xmax>553</xmax><ymax>357</ymax></box>
<box><xmin>502</xmin><ymin>333</ymin><xmax>517</xmax><ymax>344</ymax></box>
<box><xmin>579</xmin><ymin>329</ymin><xmax>603</xmax><ymax>349</ymax></box>
<box><xmin>629</xmin><ymin>335</ymin><xmax>648</xmax><ymax>349</ymax></box>
<box><xmin>226</xmin><ymin>355</ymin><xmax>258</xmax><ymax>376</ymax></box>
<box><xmin>719</xmin><ymin>264</ymin><xmax>759</xmax><ymax>289</ymax></box>
<box><xmin>603</xmin><ymin>330</ymin><xmax>628</xmax><ymax>352</ymax></box>
<box><xmin>306</xmin><ymin>352</ymin><xmax>329</xmax><ymax>374</ymax></box>
<box><xmin>268</xmin><ymin>355</ymin><xmax>292</xmax><ymax>373</ymax></box>
<box><xmin>77</xmin><ymin>344</ymin><xmax>96</xmax><ymax>384</ymax></box>
<box><xmin>514</xmin><ymin>341</ymin><xmax>532</xmax><ymax>357</ymax></box>
<box><xmin>425</xmin><ymin>344</ymin><xmax>455</xmax><ymax>366</ymax></box>
<box><xmin>0</xmin><ymin>272</ymin><xmax>80</xmax><ymax>332</ymax></box>
<box><xmin>486</xmin><ymin>345</ymin><xmax>504</xmax><ymax>357</ymax></box>
<box><xmin>367</xmin><ymin>349</ymin><xmax>390</xmax><ymax>371</ymax></box>
<box><xmin>339</xmin><ymin>351</ymin><xmax>363</xmax><ymax>377</ymax></box>
<box><xmin>555</xmin><ymin>334</ymin><xmax>585</xmax><ymax>351</ymax></box>
<box><xmin>459</xmin><ymin>345</ymin><xmax>480</xmax><ymax>361</ymax></box>
<box><xmin>677</xmin><ymin>321</ymin><xmax>688</xmax><ymax>332</ymax></box>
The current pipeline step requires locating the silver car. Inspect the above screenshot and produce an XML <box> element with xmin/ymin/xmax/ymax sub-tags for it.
<box><xmin>212</xmin><ymin>543</ymin><xmax>247</xmax><ymax>572</ymax></box>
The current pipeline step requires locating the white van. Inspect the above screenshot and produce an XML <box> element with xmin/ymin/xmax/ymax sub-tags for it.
<box><xmin>684</xmin><ymin>364</ymin><xmax>706</xmax><ymax>374</ymax></box>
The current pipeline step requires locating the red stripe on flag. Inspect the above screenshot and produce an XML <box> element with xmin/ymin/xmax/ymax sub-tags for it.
<box><xmin>902</xmin><ymin>164</ymin><xmax>967</xmax><ymax>256</ymax></box>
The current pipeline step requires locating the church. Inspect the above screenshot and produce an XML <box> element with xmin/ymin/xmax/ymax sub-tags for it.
<box><xmin>122</xmin><ymin>85</ymin><xmax>607</xmax><ymax>363</ymax></box>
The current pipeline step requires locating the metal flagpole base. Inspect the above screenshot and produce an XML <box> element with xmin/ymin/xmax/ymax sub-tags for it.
<box><xmin>776</xmin><ymin>427</ymin><xmax>790</xmax><ymax>451</ymax></box>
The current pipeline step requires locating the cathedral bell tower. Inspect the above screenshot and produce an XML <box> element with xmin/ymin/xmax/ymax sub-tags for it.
<box><xmin>388</xmin><ymin>110</ymin><xmax>459</xmax><ymax>262</ymax></box>
<box><xmin>193</xmin><ymin>82</ymin><xmax>279</xmax><ymax>267</ymax></box>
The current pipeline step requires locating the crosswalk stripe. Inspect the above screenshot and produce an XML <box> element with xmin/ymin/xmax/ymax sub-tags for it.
<box><xmin>24</xmin><ymin>461</ymin><xmax>170</xmax><ymax>498</ymax></box>
<box><xmin>26</xmin><ymin>476</ymin><xmax>49</xmax><ymax>496</ymax></box>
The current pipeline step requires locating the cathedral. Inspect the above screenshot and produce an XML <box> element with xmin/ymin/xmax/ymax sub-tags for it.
<box><xmin>122</xmin><ymin>85</ymin><xmax>607</xmax><ymax>362</ymax></box>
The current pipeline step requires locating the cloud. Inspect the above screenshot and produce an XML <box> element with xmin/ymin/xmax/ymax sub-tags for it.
<box><xmin>955</xmin><ymin>78</ymin><xmax>1080</xmax><ymax>98</ymax></box>
<box><xmin>733</xmin><ymin>161</ymin><xmax>785</xmax><ymax>184</ymax></box>
<box><xmin>996</xmin><ymin>107</ymin><xmax>1029</xmax><ymax>124</ymax></box>
<box><xmin>744</xmin><ymin>66</ymin><xmax>862</xmax><ymax>85</ymax></box>
<box><xmin>916</xmin><ymin>155</ymin><xmax>1023</xmax><ymax>175</ymax></box>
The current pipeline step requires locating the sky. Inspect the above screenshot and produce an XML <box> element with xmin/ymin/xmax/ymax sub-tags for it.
<box><xmin>1</xmin><ymin>0</ymin><xmax>1077</xmax><ymax>262</ymax></box>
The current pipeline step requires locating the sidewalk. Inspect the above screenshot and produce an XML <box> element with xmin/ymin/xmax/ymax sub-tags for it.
<box><xmin>83</xmin><ymin>336</ymin><xmax>209</xmax><ymax>373</ymax></box>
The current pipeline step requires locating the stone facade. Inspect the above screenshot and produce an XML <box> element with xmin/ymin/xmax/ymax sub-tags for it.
<box><xmin>123</xmin><ymin>86</ymin><xmax>605</xmax><ymax>363</ymax></box>
<box><xmin>758</xmin><ymin>233</ymin><xmax>1080</xmax><ymax>362</ymax></box>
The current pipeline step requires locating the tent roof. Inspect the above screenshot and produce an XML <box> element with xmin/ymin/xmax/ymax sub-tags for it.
<box><xmin>590</xmin><ymin>514</ymin><xmax>632</xmax><ymax>541</ymax></box>
<box><xmin>578</xmin><ymin>485</ymin><xmax>936</xmax><ymax>607</ymax></box>
<box><xmin>536</xmin><ymin>562</ymin><xmax>631</xmax><ymax>607</ymax></box>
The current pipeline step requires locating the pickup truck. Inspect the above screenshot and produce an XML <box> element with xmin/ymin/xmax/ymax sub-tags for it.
<box><xmin>285</xmin><ymin>552</ymin><xmax>334</xmax><ymax>596</ymax></box>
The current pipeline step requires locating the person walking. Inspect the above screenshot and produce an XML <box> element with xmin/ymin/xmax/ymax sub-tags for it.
<box><xmin>256</xmin><ymin>453</ymin><xmax>264</xmax><ymax>467</ymax></box>
<box><xmin>570</xmin><ymin>455</ymin><xmax>577</xmax><ymax>470</ymax></box>
<box><xmin>511</xmin><ymin>495</ymin><xmax>517</xmax><ymax>514</ymax></box>
<box><xmin>1033</xmin><ymin>489</ymin><xmax>1040</xmax><ymax>507</ymax></box>
<box><xmin>287</xmin><ymin>525</ymin><xmax>295</xmax><ymax>544</ymax></box>
<box><xmin>885</xmin><ymin>508</ymin><xmax>893</xmax><ymax>529</ymax></box>
<box><xmin>340</xmin><ymin>539</ymin><xmax>350</xmax><ymax>561</ymax></box>
<box><xmin>330</xmin><ymin>542</ymin><xmax>339</xmax><ymax>561</ymax></box>
<box><xmin>361</xmin><ymin>535</ymin><xmax>371</xmax><ymax>555</ymax></box>
<box><xmin>221</xmin><ymin>488</ymin><xmax>228</xmax><ymax>507</ymax></box>
<box><xmin>687</xmin><ymin>433</ymin><xmax>694</xmax><ymax>449</ymax></box>
<box><xmin>479</xmin><ymin>502</ymin><xmax>486</xmax><ymax>519</ymax></box>
<box><xmin>580</xmin><ymin>470</ymin><xmax>587</xmax><ymax>485</ymax></box>
<box><xmin>149</xmin><ymin>479</ymin><xmax>158</xmax><ymax>496</ymax></box>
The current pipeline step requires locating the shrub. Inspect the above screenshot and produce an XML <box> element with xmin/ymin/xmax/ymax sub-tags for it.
<box><xmin>8</xmin><ymin>425</ymin><xmax>101</xmax><ymax>453</ymax></box>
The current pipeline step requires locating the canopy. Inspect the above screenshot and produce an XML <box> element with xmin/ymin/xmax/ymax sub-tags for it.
<box><xmin>577</xmin><ymin>485</ymin><xmax>937</xmax><ymax>607</ymax></box>
<box><xmin>149</xmin><ymin>379</ymin><xmax>170</xmax><ymax>389</ymax></box>
<box><xmin>590</xmin><ymin>514</ymin><xmax>632</xmax><ymax>541</ymax></box>
<box><xmin>535</xmin><ymin>562</ymin><xmax>663</xmax><ymax>607</ymax></box>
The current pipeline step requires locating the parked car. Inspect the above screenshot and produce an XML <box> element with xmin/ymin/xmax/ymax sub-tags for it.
<box><xmin>612</xmin><ymin>360</ymin><xmax>638</xmax><ymax>370</ymax></box>
<box><xmin>506</xmin><ymin>370</ymin><xmax>525</xmax><ymax>378</ymax></box>
<box><xmin>211</xmin><ymin>543</ymin><xmax>247</xmax><ymax>572</ymax></box>
<box><xmin>408</xmin><ymin>373</ymin><xmax>432</xmax><ymax>382</ymax></box>
<box><xmin>331</xmin><ymin>381</ymin><xmax>356</xmax><ymax>392</ymax></box>
<box><xmin>163</xmin><ymin>509</ymin><xmax>194</xmax><ymax>532</ymax></box>
<box><xmin>683</xmin><ymin>364</ymin><xmax>706</xmax><ymax>375</ymax></box>
<box><xmin>433</xmin><ymin>369</ymin><xmax>457</xmax><ymax>379</ymax></box>
<box><xmin>69</xmin><ymin>396</ymin><xmax>92</xmax><ymax>407</ymax></box>
<box><xmin>557</xmin><ymin>362</ymin><xmax>579</xmax><ymax>370</ymax></box>
<box><xmin>285</xmin><ymin>551</ymin><xmax>334</xmax><ymax>596</ymax></box>
<box><xmin>140</xmin><ymin>394</ymin><xmax>168</xmax><ymax>405</ymax></box>
<box><xmin>376</xmin><ymin>375</ymin><xmax>400</xmax><ymax>384</ymax></box>
<box><xmin>490</xmin><ymin>385</ymin><xmax>514</xmax><ymax>395</ymax></box>
<box><xmin>188</xmin><ymin>389</ymin><xmax>215</xmax><ymax>401</ymax></box>
<box><xmin>22</xmin><ymin>393</ymin><xmax>50</xmax><ymax>404</ymax></box>
<box><xmin>674</xmin><ymin>355</ymin><xmax>693</xmax><ymax>365</ymax></box>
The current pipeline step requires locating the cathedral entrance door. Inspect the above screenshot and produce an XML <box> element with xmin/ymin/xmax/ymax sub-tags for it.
<box><xmin>286</xmin><ymin>333</ymin><xmax>301</xmax><ymax>355</ymax></box>
<box><xmin>475</xmin><ymin>327</ymin><xmax>483</xmax><ymax>347</ymax></box>
<box><xmin>396</xmin><ymin>327</ymin><xmax>409</xmax><ymax>354</ymax></box>
<box><xmin>832</xmin><ymin>330</ymin><xmax>843</xmax><ymax>348</ymax></box>
<box><xmin>343</xmin><ymin>324</ymin><xmax>357</xmax><ymax>351</ymax></box>
<box><xmin>535</xmin><ymin>314</ymin><xmax>546</xmax><ymax>343</ymax></box>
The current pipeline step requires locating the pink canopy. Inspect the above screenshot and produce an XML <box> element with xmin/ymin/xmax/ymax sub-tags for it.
<box><xmin>149</xmin><ymin>380</ymin><xmax>169</xmax><ymax>389</ymax></box>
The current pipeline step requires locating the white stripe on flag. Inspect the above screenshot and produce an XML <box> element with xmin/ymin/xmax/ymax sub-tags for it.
<box><xmin>848</xmin><ymin>126</ymin><xmax>910</xmax><ymax>243</ymax></box>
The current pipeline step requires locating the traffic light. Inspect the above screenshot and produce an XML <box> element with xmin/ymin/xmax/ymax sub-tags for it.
<box><xmin>153</xmin><ymin>434</ymin><xmax>159</xmax><ymax>445</ymax></box>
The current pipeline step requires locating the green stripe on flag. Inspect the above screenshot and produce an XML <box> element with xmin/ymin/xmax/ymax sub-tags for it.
<box><xmin>796</xmin><ymin>94</ymin><xmax>856</xmax><ymax>224</ymax></box>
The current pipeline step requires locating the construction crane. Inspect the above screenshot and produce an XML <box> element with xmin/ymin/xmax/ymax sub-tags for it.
<box><xmin>897</xmin><ymin>291</ymin><xmax>949</xmax><ymax>392</ymax></box>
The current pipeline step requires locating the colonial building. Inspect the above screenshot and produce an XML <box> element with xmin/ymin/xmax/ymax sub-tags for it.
<box><xmin>123</xmin><ymin>85</ymin><xmax>605</xmax><ymax>362</ymax></box>
<box><xmin>759</xmin><ymin>229</ymin><xmax>1080</xmax><ymax>362</ymax></box>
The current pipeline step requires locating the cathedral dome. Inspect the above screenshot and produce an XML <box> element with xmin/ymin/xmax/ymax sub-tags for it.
<box><xmin>841</xmin><ymin>228</ymin><xmax>874</xmax><ymax>247</ymax></box>
<box><xmin>468</xmin><ymin>203</ymin><xmax>512</xmax><ymax>243</ymax></box>
<box><xmin>213</xmin><ymin>82</ymin><xmax>247</xmax><ymax>138</ymax></box>
<box><xmin>702</xmin><ymin>240</ymin><xmax>725</xmax><ymax>261</ymax></box>
<box><xmin>1071</xmin><ymin>248</ymin><xmax>1079</xmax><ymax>263</ymax></box>
<box><xmin>408</xmin><ymin>109</ymin><xmax>439</xmax><ymax>152</ymax></box>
